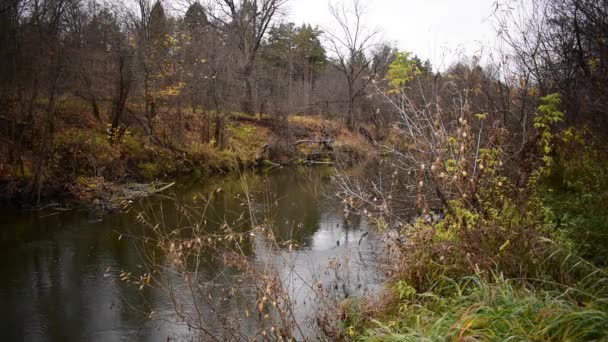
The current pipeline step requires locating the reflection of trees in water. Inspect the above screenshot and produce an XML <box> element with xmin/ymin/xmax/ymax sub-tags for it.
<box><xmin>0</xmin><ymin>212</ymin><xmax>156</xmax><ymax>341</ymax></box>
<box><xmin>0</xmin><ymin>168</ymin><xmax>381</xmax><ymax>340</ymax></box>
<box><xmin>122</xmin><ymin>168</ymin><xmax>381</xmax><ymax>340</ymax></box>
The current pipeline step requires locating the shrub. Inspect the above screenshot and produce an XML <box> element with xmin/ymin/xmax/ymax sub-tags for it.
<box><xmin>385</xmin><ymin>177</ymin><xmax>553</xmax><ymax>293</ymax></box>
<box><xmin>188</xmin><ymin>142</ymin><xmax>239</xmax><ymax>172</ymax></box>
<box><xmin>52</xmin><ymin>128</ymin><xmax>121</xmax><ymax>179</ymax></box>
<box><xmin>121</xmin><ymin>131</ymin><xmax>147</xmax><ymax>157</ymax></box>
<box><xmin>539</xmin><ymin>128</ymin><xmax>608</xmax><ymax>265</ymax></box>
<box><xmin>338</xmin><ymin>93</ymin><xmax>608</xmax><ymax>340</ymax></box>
<box><xmin>137</xmin><ymin>162</ymin><xmax>161</xmax><ymax>181</ymax></box>
<box><xmin>334</xmin><ymin>130</ymin><xmax>374</xmax><ymax>166</ymax></box>
<box><xmin>227</xmin><ymin>122</ymin><xmax>269</xmax><ymax>165</ymax></box>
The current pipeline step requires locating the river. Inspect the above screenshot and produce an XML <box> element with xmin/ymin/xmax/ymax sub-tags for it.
<box><xmin>0</xmin><ymin>167</ymin><xmax>383</xmax><ymax>341</ymax></box>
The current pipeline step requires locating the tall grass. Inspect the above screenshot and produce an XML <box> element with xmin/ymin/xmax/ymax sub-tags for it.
<box><xmin>360</xmin><ymin>275</ymin><xmax>608</xmax><ymax>342</ymax></box>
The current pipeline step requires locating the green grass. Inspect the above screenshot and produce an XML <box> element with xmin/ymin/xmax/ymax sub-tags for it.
<box><xmin>359</xmin><ymin>276</ymin><xmax>608</xmax><ymax>342</ymax></box>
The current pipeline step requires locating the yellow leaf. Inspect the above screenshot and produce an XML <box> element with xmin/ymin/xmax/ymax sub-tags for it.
<box><xmin>499</xmin><ymin>239</ymin><xmax>510</xmax><ymax>252</ymax></box>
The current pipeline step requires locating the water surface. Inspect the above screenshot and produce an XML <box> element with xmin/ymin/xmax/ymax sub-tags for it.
<box><xmin>0</xmin><ymin>168</ymin><xmax>381</xmax><ymax>341</ymax></box>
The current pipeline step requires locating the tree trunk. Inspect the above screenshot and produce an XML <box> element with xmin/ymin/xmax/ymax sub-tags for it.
<box><xmin>347</xmin><ymin>79</ymin><xmax>355</xmax><ymax>130</ymax></box>
<box><xmin>33</xmin><ymin>74</ymin><xmax>59</xmax><ymax>204</ymax></box>
<box><xmin>242</xmin><ymin>64</ymin><xmax>255</xmax><ymax>115</ymax></box>
<box><xmin>81</xmin><ymin>71</ymin><xmax>101</xmax><ymax>122</ymax></box>
<box><xmin>90</xmin><ymin>98</ymin><xmax>101</xmax><ymax>122</ymax></box>
<box><xmin>244</xmin><ymin>76</ymin><xmax>254</xmax><ymax>115</ymax></box>
<box><xmin>111</xmin><ymin>56</ymin><xmax>131</xmax><ymax>141</ymax></box>
<box><xmin>214</xmin><ymin>111</ymin><xmax>225</xmax><ymax>149</ymax></box>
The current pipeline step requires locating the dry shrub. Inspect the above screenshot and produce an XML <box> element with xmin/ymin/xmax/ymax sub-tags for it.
<box><xmin>331</xmin><ymin>89</ymin><xmax>608</xmax><ymax>339</ymax></box>
<box><xmin>386</xmin><ymin>185</ymin><xmax>550</xmax><ymax>292</ymax></box>
<box><xmin>120</xmin><ymin>186</ymin><xmax>322</xmax><ymax>341</ymax></box>
<box><xmin>52</xmin><ymin>128</ymin><xmax>126</xmax><ymax>180</ymax></box>
<box><xmin>288</xmin><ymin>115</ymin><xmax>340</xmax><ymax>136</ymax></box>
<box><xmin>187</xmin><ymin>141</ymin><xmax>239</xmax><ymax>171</ymax></box>
<box><xmin>334</xmin><ymin>90</ymin><xmax>550</xmax><ymax>290</ymax></box>
<box><xmin>333</xmin><ymin>129</ymin><xmax>375</xmax><ymax>167</ymax></box>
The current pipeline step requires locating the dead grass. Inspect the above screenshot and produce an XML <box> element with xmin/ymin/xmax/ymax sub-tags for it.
<box><xmin>289</xmin><ymin>115</ymin><xmax>341</xmax><ymax>134</ymax></box>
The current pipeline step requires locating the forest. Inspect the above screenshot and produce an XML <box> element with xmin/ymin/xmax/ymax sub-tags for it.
<box><xmin>0</xmin><ymin>0</ymin><xmax>401</xmax><ymax>206</ymax></box>
<box><xmin>1</xmin><ymin>0</ymin><xmax>608</xmax><ymax>341</ymax></box>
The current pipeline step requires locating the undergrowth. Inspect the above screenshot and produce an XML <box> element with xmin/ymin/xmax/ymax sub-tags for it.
<box><xmin>360</xmin><ymin>275</ymin><xmax>608</xmax><ymax>342</ymax></box>
<box><xmin>3</xmin><ymin>108</ymin><xmax>373</xmax><ymax>206</ymax></box>
<box><xmin>342</xmin><ymin>94</ymin><xmax>608</xmax><ymax>340</ymax></box>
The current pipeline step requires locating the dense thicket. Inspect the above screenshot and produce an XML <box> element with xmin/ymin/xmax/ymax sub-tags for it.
<box><xmin>326</xmin><ymin>1</ymin><xmax>608</xmax><ymax>339</ymax></box>
<box><xmin>0</xmin><ymin>0</ymin><xmax>397</xmax><ymax>202</ymax></box>
<box><xmin>498</xmin><ymin>0</ymin><xmax>608</xmax><ymax>130</ymax></box>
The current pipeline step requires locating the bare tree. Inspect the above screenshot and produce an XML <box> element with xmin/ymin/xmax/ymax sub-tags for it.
<box><xmin>207</xmin><ymin>0</ymin><xmax>287</xmax><ymax>114</ymax></box>
<box><xmin>496</xmin><ymin>0</ymin><xmax>608</xmax><ymax>130</ymax></box>
<box><xmin>125</xmin><ymin>0</ymin><xmax>170</xmax><ymax>140</ymax></box>
<box><xmin>325</xmin><ymin>0</ymin><xmax>379</xmax><ymax>130</ymax></box>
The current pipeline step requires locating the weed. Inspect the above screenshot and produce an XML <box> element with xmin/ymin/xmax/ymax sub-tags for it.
<box><xmin>359</xmin><ymin>276</ymin><xmax>608</xmax><ymax>341</ymax></box>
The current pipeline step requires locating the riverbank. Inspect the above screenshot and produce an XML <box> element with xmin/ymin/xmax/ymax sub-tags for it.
<box><xmin>0</xmin><ymin>110</ymin><xmax>377</xmax><ymax>211</ymax></box>
<box><xmin>332</xmin><ymin>104</ymin><xmax>608</xmax><ymax>340</ymax></box>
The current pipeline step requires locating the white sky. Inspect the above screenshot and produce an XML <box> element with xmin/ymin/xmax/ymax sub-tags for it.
<box><xmin>285</xmin><ymin>0</ymin><xmax>499</xmax><ymax>70</ymax></box>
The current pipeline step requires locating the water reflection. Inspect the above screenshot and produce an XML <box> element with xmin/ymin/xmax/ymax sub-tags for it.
<box><xmin>0</xmin><ymin>167</ymin><xmax>382</xmax><ymax>341</ymax></box>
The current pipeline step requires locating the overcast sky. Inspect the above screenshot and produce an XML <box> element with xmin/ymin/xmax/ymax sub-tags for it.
<box><xmin>285</xmin><ymin>0</ymin><xmax>499</xmax><ymax>69</ymax></box>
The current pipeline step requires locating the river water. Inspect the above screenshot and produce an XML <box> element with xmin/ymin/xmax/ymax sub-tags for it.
<box><xmin>0</xmin><ymin>167</ymin><xmax>383</xmax><ymax>341</ymax></box>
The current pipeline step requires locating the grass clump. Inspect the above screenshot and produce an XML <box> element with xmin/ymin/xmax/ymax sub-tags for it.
<box><xmin>360</xmin><ymin>276</ymin><xmax>608</xmax><ymax>342</ymax></box>
<box><xmin>187</xmin><ymin>142</ymin><xmax>240</xmax><ymax>172</ymax></box>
